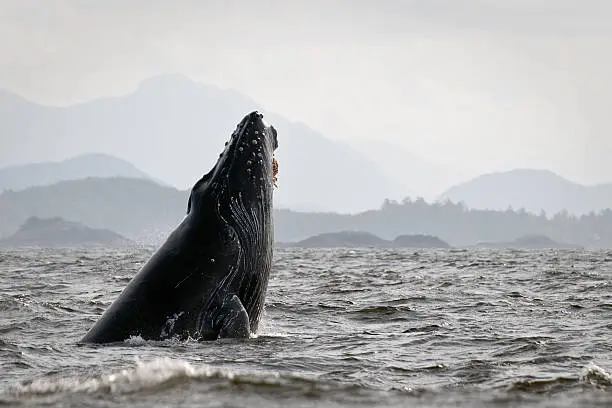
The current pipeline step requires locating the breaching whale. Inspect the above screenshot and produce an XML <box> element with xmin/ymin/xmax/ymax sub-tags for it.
<box><xmin>81</xmin><ymin>111</ymin><xmax>278</xmax><ymax>343</ymax></box>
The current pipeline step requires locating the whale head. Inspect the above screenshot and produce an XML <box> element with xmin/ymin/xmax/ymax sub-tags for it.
<box><xmin>188</xmin><ymin>111</ymin><xmax>278</xmax><ymax>214</ymax></box>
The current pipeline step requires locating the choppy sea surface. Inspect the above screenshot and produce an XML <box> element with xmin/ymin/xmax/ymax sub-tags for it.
<box><xmin>0</xmin><ymin>247</ymin><xmax>610</xmax><ymax>407</ymax></box>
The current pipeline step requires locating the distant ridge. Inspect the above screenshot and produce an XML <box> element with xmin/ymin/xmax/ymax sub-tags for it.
<box><xmin>0</xmin><ymin>153</ymin><xmax>159</xmax><ymax>192</ymax></box>
<box><xmin>439</xmin><ymin>169</ymin><xmax>612</xmax><ymax>216</ymax></box>
<box><xmin>0</xmin><ymin>73</ymin><xmax>399</xmax><ymax>213</ymax></box>
<box><xmin>0</xmin><ymin>176</ymin><xmax>610</xmax><ymax>248</ymax></box>
<box><xmin>0</xmin><ymin>177</ymin><xmax>187</xmax><ymax>244</ymax></box>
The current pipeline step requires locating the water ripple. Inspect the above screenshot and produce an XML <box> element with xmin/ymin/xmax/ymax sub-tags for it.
<box><xmin>0</xmin><ymin>247</ymin><xmax>610</xmax><ymax>407</ymax></box>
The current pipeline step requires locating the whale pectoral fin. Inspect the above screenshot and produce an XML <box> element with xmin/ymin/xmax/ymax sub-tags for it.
<box><xmin>217</xmin><ymin>294</ymin><xmax>250</xmax><ymax>339</ymax></box>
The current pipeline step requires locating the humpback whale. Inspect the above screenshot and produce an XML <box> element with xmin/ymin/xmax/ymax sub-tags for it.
<box><xmin>81</xmin><ymin>111</ymin><xmax>278</xmax><ymax>343</ymax></box>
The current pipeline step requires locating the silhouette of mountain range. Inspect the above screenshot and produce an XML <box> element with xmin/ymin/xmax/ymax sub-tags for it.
<box><xmin>2</xmin><ymin>74</ymin><xmax>611</xmax><ymax>215</ymax></box>
<box><xmin>0</xmin><ymin>153</ymin><xmax>157</xmax><ymax>192</ymax></box>
<box><xmin>439</xmin><ymin>169</ymin><xmax>612</xmax><ymax>216</ymax></box>
<box><xmin>0</xmin><ymin>178</ymin><xmax>186</xmax><ymax>244</ymax></box>
<box><xmin>0</xmin><ymin>177</ymin><xmax>610</xmax><ymax>248</ymax></box>
<box><xmin>0</xmin><ymin>74</ymin><xmax>398</xmax><ymax>213</ymax></box>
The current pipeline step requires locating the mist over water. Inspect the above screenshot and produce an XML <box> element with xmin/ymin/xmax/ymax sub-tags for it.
<box><xmin>0</xmin><ymin>247</ymin><xmax>610</xmax><ymax>407</ymax></box>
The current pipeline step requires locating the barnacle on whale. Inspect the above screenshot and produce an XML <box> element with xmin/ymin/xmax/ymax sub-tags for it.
<box><xmin>272</xmin><ymin>157</ymin><xmax>279</xmax><ymax>188</ymax></box>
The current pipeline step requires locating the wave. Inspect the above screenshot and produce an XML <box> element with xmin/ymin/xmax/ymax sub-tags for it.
<box><xmin>581</xmin><ymin>363</ymin><xmax>612</xmax><ymax>388</ymax></box>
<box><xmin>3</xmin><ymin>358</ymin><xmax>611</xmax><ymax>407</ymax></box>
<box><xmin>503</xmin><ymin>363</ymin><xmax>611</xmax><ymax>394</ymax></box>
<box><xmin>7</xmin><ymin>357</ymin><xmax>334</xmax><ymax>398</ymax></box>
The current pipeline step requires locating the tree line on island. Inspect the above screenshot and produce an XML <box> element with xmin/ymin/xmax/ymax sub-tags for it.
<box><xmin>0</xmin><ymin>178</ymin><xmax>609</xmax><ymax>248</ymax></box>
<box><xmin>275</xmin><ymin>197</ymin><xmax>605</xmax><ymax>247</ymax></box>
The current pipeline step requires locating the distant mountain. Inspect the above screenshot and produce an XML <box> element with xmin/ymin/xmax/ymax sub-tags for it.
<box><xmin>0</xmin><ymin>153</ymin><xmax>157</xmax><ymax>192</ymax></box>
<box><xmin>0</xmin><ymin>177</ymin><xmax>187</xmax><ymax>244</ymax></box>
<box><xmin>0</xmin><ymin>73</ymin><xmax>397</xmax><ymax>213</ymax></box>
<box><xmin>0</xmin><ymin>216</ymin><xmax>132</xmax><ymax>248</ymax></box>
<box><xmin>1</xmin><ymin>177</ymin><xmax>610</xmax><ymax>248</ymax></box>
<box><xmin>439</xmin><ymin>169</ymin><xmax>612</xmax><ymax>216</ymax></box>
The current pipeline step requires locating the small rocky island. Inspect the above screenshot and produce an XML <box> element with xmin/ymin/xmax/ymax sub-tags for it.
<box><xmin>282</xmin><ymin>231</ymin><xmax>451</xmax><ymax>249</ymax></box>
<box><xmin>392</xmin><ymin>234</ymin><xmax>451</xmax><ymax>248</ymax></box>
<box><xmin>0</xmin><ymin>216</ymin><xmax>133</xmax><ymax>248</ymax></box>
<box><xmin>291</xmin><ymin>231</ymin><xmax>387</xmax><ymax>248</ymax></box>
<box><xmin>475</xmin><ymin>234</ymin><xmax>581</xmax><ymax>249</ymax></box>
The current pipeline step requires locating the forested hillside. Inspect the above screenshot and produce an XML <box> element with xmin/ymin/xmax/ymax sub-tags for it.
<box><xmin>0</xmin><ymin>179</ymin><xmax>610</xmax><ymax>247</ymax></box>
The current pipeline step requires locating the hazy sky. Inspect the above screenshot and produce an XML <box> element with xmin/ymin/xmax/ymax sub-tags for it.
<box><xmin>1</xmin><ymin>0</ymin><xmax>611</xmax><ymax>189</ymax></box>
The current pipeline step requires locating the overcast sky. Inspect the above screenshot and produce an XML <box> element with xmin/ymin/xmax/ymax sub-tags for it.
<box><xmin>1</xmin><ymin>0</ymin><xmax>611</xmax><ymax>188</ymax></box>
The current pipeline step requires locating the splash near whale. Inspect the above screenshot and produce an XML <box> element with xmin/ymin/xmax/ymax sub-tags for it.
<box><xmin>81</xmin><ymin>111</ymin><xmax>279</xmax><ymax>343</ymax></box>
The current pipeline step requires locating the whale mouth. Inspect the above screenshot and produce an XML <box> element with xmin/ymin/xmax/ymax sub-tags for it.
<box><xmin>272</xmin><ymin>157</ymin><xmax>279</xmax><ymax>188</ymax></box>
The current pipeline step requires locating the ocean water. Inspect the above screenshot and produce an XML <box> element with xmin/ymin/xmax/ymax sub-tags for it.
<box><xmin>0</xmin><ymin>247</ymin><xmax>610</xmax><ymax>407</ymax></box>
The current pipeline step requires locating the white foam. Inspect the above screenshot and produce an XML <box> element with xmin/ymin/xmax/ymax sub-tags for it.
<box><xmin>124</xmin><ymin>335</ymin><xmax>146</xmax><ymax>345</ymax></box>
<box><xmin>11</xmin><ymin>357</ymin><xmax>321</xmax><ymax>398</ymax></box>
<box><xmin>13</xmin><ymin>358</ymin><xmax>231</xmax><ymax>396</ymax></box>
<box><xmin>581</xmin><ymin>363</ymin><xmax>612</xmax><ymax>387</ymax></box>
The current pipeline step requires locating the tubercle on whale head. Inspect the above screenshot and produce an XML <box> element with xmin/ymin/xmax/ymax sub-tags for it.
<box><xmin>222</xmin><ymin>111</ymin><xmax>278</xmax><ymax>192</ymax></box>
<box><xmin>187</xmin><ymin>111</ymin><xmax>279</xmax><ymax>214</ymax></box>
